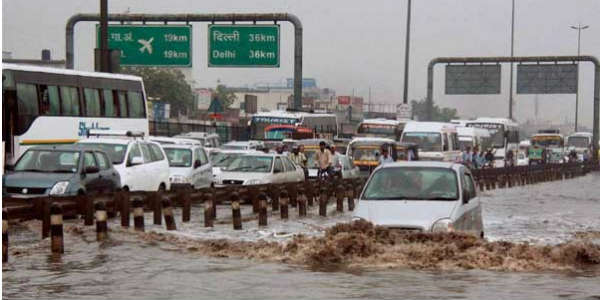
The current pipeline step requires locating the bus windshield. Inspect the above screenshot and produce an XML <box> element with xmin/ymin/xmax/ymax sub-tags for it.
<box><xmin>567</xmin><ymin>136</ymin><xmax>590</xmax><ymax>148</ymax></box>
<box><xmin>467</xmin><ymin>123</ymin><xmax>505</xmax><ymax>148</ymax></box>
<box><xmin>350</xmin><ymin>146</ymin><xmax>380</xmax><ymax>162</ymax></box>
<box><xmin>532</xmin><ymin>136</ymin><xmax>563</xmax><ymax>148</ymax></box>
<box><xmin>401</xmin><ymin>132</ymin><xmax>442</xmax><ymax>152</ymax></box>
<box><xmin>357</xmin><ymin>124</ymin><xmax>397</xmax><ymax>136</ymax></box>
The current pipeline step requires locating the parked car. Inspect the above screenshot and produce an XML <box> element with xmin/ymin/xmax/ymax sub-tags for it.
<box><xmin>162</xmin><ymin>144</ymin><xmax>213</xmax><ymax>189</ymax></box>
<box><xmin>353</xmin><ymin>161</ymin><xmax>484</xmax><ymax>237</ymax></box>
<box><xmin>3</xmin><ymin>145</ymin><xmax>120</xmax><ymax>198</ymax></box>
<box><xmin>209</xmin><ymin>149</ymin><xmax>259</xmax><ymax>179</ymax></box>
<box><xmin>148</xmin><ymin>136</ymin><xmax>202</xmax><ymax>146</ymax></box>
<box><xmin>78</xmin><ymin>137</ymin><xmax>170</xmax><ymax>192</ymax></box>
<box><xmin>173</xmin><ymin>132</ymin><xmax>221</xmax><ymax>151</ymax></box>
<box><xmin>214</xmin><ymin>153</ymin><xmax>305</xmax><ymax>187</ymax></box>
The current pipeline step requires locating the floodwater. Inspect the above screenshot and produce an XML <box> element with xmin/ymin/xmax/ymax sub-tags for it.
<box><xmin>3</xmin><ymin>173</ymin><xmax>600</xmax><ymax>300</ymax></box>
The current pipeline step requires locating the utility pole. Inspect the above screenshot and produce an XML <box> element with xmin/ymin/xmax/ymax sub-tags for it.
<box><xmin>570</xmin><ymin>24</ymin><xmax>589</xmax><ymax>132</ymax></box>
<box><xmin>99</xmin><ymin>0</ymin><xmax>109</xmax><ymax>72</ymax></box>
<box><xmin>508</xmin><ymin>0</ymin><xmax>515</xmax><ymax>120</ymax></box>
<box><xmin>402</xmin><ymin>0</ymin><xmax>412</xmax><ymax>105</ymax></box>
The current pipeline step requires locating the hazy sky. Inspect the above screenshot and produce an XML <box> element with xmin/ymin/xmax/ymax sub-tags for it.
<box><xmin>3</xmin><ymin>0</ymin><xmax>600</xmax><ymax>127</ymax></box>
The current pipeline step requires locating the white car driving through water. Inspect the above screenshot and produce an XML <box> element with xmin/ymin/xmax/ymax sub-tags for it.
<box><xmin>162</xmin><ymin>144</ymin><xmax>213</xmax><ymax>189</ymax></box>
<box><xmin>353</xmin><ymin>161</ymin><xmax>483</xmax><ymax>237</ymax></box>
<box><xmin>214</xmin><ymin>153</ymin><xmax>305</xmax><ymax>187</ymax></box>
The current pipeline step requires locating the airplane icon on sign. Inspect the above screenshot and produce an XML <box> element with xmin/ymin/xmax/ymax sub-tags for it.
<box><xmin>138</xmin><ymin>37</ymin><xmax>154</xmax><ymax>54</ymax></box>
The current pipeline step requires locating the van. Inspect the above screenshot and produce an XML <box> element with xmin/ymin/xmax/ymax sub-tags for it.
<box><xmin>400</xmin><ymin>122</ymin><xmax>461</xmax><ymax>162</ymax></box>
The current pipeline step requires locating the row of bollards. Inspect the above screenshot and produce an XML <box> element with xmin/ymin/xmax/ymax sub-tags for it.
<box><xmin>2</xmin><ymin>179</ymin><xmax>367</xmax><ymax>261</ymax></box>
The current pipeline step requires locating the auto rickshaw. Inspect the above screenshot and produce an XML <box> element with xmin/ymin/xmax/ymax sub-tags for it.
<box><xmin>395</xmin><ymin>142</ymin><xmax>419</xmax><ymax>161</ymax></box>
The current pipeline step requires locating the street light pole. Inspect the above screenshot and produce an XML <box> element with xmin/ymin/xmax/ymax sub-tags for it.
<box><xmin>570</xmin><ymin>24</ymin><xmax>589</xmax><ymax>132</ymax></box>
<box><xmin>99</xmin><ymin>0</ymin><xmax>109</xmax><ymax>72</ymax></box>
<box><xmin>402</xmin><ymin>0</ymin><xmax>412</xmax><ymax>105</ymax></box>
<box><xmin>508</xmin><ymin>0</ymin><xmax>515</xmax><ymax>120</ymax></box>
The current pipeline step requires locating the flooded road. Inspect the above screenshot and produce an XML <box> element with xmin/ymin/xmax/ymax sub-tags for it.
<box><xmin>3</xmin><ymin>173</ymin><xmax>600</xmax><ymax>300</ymax></box>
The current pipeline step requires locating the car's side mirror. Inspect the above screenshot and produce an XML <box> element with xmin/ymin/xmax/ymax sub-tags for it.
<box><xmin>84</xmin><ymin>166</ymin><xmax>100</xmax><ymax>174</ymax></box>
<box><xmin>194</xmin><ymin>160</ymin><xmax>202</xmax><ymax>169</ymax></box>
<box><xmin>130</xmin><ymin>156</ymin><xmax>143</xmax><ymax>166</ymax></box>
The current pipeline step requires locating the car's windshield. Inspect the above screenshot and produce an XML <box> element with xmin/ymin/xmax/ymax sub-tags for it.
<box><xmin>224</xmin><ymin>155</ymin><xmax>273</xmax><ymax>173</ymax></box>
<box><xmin>363</xmin><ymin>167</ymin><xmax>458</xmax><ymax>200</ymax></box>
<box><xmin>210</xmin><ymin>152</ymin><xmax>244</xmax><ymax>167</ymax></box>
<box><xmin>79</xmin><ymin>143</ymin><xmax>127</xmax><ymax>164</ymax></box>
<box><xmin>567</xmin><ymin>136</ymin><xmax>589</xmax><ymax>148</ymax></box>
<box><xmin>468</xmin><ymin>123</ymin><xmax>504</xmax><ymax>148</ymax></box>
<box><xmin>14</xmin><ymin>150</ymin><xmax>80</xmax><ymax>173</ymax></box>
<box><xmin>401</xmin><ymin>132</ymin><xmax>442</xmax><ymax>152</ymax></box>
<box><xmin>163</xmin><ymin>148</ymin><xmax>192</xmax><ymax>168</ymax></box>
<box><xmin>349</xmin><ymin>146</ymin><xmax>380</xmax><ymax>162</ymax></box>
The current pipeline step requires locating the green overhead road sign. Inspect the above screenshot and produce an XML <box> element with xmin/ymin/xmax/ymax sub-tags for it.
<box><xmin>208</xmin><ymin>25</ymin><xmax>280</xmax><ymax>67</ymax></box>
<box><xmin>97</xmin><ymin>25</ymin><xmax>192</xmax><ymax>67</ymax></box>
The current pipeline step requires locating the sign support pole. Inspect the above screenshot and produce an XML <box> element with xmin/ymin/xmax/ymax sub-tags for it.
<box><xmin>426</xmin><ymin>55</ymin><xmax>600</xmax><ymax>162</ymax></box>
<box><xmin>66</xmin><ymin>13</ymin><xmax>303</xmax><ymax>110</ymax></box>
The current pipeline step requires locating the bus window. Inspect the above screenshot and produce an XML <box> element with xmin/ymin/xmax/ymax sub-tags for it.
<box><xmin>60</xmin><ymin>86</ymin><xmax>80</xmax><ymax>116</ymax></box>
<box><xmin>118</xmin><ymin>91</ymin><xmax>128</xmax><ymax>117</ymax></box>
<box><xmin>102</xmin><ymin>89</ymin><xmax>117</xmax><ymax>117</ymax></box>
<box><xmin>84</xmin><ymin>88</ymin><xmax>101</xmax><ymax>117</ymax></box>
<box><xmin>127</xmin><ymin>91</ymin><xmax>145</xmax><ymax>118</ymax></box>
<box><xmin>39</xmin><ymin>85</ymin><xmax>60</xmax><ymax>116</ymax></box>
<box><xmin>16</xmin><ymin>83</ymin><xmax>39</xmax><ymax>116</ymax></box>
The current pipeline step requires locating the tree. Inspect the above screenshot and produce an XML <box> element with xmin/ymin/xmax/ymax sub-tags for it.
<box><xmin>122</xmin><ymin>67</ymin><xmax>194</xmax><ymax>116</ymax></box>
<box><xmin>213</xmin><ymin>84</ymin><xmax>237</xmax><ymax>109</ymax></box>
<box><xmin>411</xmin><ymin>98</ymin><xmax>458</xmax><ymax>122</ymax></box>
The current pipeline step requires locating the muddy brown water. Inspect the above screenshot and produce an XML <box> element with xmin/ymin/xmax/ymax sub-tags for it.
<box><xmin>3</xmin><ymin>173</ymin><xmax>600</xmax><ymax>299</ymax></box>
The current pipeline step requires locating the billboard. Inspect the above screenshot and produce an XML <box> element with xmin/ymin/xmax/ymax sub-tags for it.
<box><xmin>517</xmin><ymin>64</ymin><xmax>578</xmax><ymax>94</ymax></box>
<box><xmin>195</xmin><ymin>88</ymin><xmax>212</xmax><ymax>110</ymax></box>
<box><xmin>338</xmin><ymin>96</ymin><xmax>351</xmax><ymax>105</ymax></box>
<box><xmin>445</xmin><ymin>65</ymin><xmax>501</xmax><ymax>95</ymax></box>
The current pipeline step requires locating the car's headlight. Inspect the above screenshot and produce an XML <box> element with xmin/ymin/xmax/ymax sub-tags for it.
<box><xmin>49</xmin><ymin>181</ymin><xmax>70</xmax><ymax>195</ymax></box>
<box><xmin>431</xmin><ymin>218</ymin><xmax>454</xmax><ymax>233</ymax></box>
<box><xmin>170</xmin><ymin>175</ymin><xmax>191</xmax><ymax>184</ymax></box>
<box><xmin>245</xmin><ymin>179</ymin><xmax>264</xmax><ymax>185</ymax></box>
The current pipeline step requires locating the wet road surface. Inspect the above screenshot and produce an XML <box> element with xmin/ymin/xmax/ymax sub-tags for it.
<box><xmin>3</xmin><ymin>172</ymin><xmax>600</xmax><ymax>300</ymax></box>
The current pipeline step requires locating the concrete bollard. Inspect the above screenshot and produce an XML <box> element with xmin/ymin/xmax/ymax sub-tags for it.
<box><xmin>83</xmin><ymin>195</ymin><xmax>94</xmax><ymax>226</ymax></box>
<box><xmin>182</xmin><ymin>192</ymin><xmax>191</xmax><ymax>223</ymax></box>
<box><xmin>346</xmin><ymin>184</ymin><xmax>355</xmax><ymax>211</ymax></box>
<box><xmin>297</xmin><ymin>188</ymin><xmax>307</xmax><ymax>217</ymax></box>
<box><xmin>280</xmin><ymin>190</ymin><xmax>289</xmax><ymax>220</ymax></box>
<box><xmin>319</xmin><ymin>187</ymin><xmax>328</xmax><ymax>217</ymax></box>
<box><xmin>211</xmin><ymin>189</ymin><xmax>218</xmax><ymax>219</ymax></box>
<box><xmin>270</xmin><ymin>185</ymin><xmax>280</xmax><ymax>211</ymax></box>
<box><xmin>131</xmin><ymin>196</ymin><xmax>145</xmax><ymax>232</ymax></box>
<box><xmin>50</xmin><ymin>203</ymin><xmax>64</xmax><ymax>254</ymax></box>
<box><xmin>120</xmin><ymin>192</ymin><xmax>130</xmax><ymax>227</ymax></box>
<box><xmin>289</xmin><ymin>183</ymin><xmax>298</xmax><ymax>208</ymax></box>
<box><xmin>152</xmin><ymin>192</ymin><xmax>162</xmax><ymax>225</ymax></box>
<box><xmin>41</xmin><ymin>197</ymin><xmax>51</xmax><ymax>239</ymax></box>
<box><xmin>162</xmin><ymin>197</ymin><xmax>177</xmax><ymax>231</ymax></box>
<box><xmin>305</xmin><ymin>181</ymin><xmax>315</xmax><ymax>207</ymax></box>
<box><xmin>3</xmin><ymin>209</ymin><xmax>8</xmax><ymax>263</ymax></box>
<box><xmin>231</xmin><ymin>193</ymin><xmax>242</xmax><ymax>230</ymax></box>
<box><xmin>258</xmin><ymin>193</ymin><xmax>268</xmax><ymax>227</ymax></box>
<box><xmin>336</xmin><ymin>186</ymin><xmax>344</xmax><ymax>213</ymax></box>
<box><xmin>95</xmin><ymin>201</ymin><xmax>108</xmax><ymax>241</ymax></box>
<box><xmin>250</xmin><ymin>187</ymin><xmax>259</xmax><ymax>214</ymax></box>
<box><xmin>204</xmin><ymin>195</ymin><xmax>213</xmax><ymax>228</ymax></box>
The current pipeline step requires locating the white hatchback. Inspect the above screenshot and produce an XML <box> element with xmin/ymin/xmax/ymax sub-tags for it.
<box><xmin>162</xmin><ymin>144</ymin><xmax>213</xmax><ymax>189</ymax></box>
<box><xmin>77</xmin><ymin>138</ymin><xmax>171</xmax><ymax>192</ymax></box>
<box><xmin>353</xmin><ymin>161</ymin><xmax>483</xmax><ymax>237</ymax></box>
<box><xmin>214</xmin><ymin>153</ymin><xmax>305</xmax><ymax>187</ymax></box>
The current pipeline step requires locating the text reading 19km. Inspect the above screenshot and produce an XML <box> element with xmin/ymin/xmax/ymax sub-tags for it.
<box><xmin>208</xmin><ymin>25</ymin><xmax>280</xmax><ymax>68</ymax></box>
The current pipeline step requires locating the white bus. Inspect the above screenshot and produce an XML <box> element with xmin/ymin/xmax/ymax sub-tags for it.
<box><xmin>466</xmin><ymin>118</ymin><xmax>519</xmax><ymax>167</ymax></box>
<box><xmin>2</xmin><ymin>64</ymin><xmax>149</xmax><ymax>166</ymax></box>
<box><xmin>249</xmin><ymin>111</ymin><xmax>337</xmax><ymax>140</ymax></box>
<box><xmin>356</xmin><ymin>118</ymin><xmax>405</xmax><ymax>140</ymax></box>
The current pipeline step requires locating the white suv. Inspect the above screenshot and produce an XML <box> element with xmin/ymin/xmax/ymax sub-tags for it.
<box><xmin>77</xmin><ymin>138</ymin><xmax>171</xmax><ymax>191</ymax></box>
